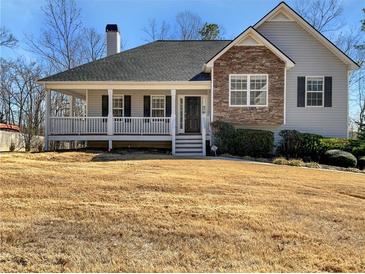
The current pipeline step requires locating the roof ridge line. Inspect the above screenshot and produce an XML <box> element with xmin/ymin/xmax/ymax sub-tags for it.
<box><xmin>155</xmin><ymin>39</ymin><xmax>232</xmax><ymax>42</ymax></box>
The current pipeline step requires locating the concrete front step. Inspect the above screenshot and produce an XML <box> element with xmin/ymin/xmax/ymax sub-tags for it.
<box><xmin>175</xmin><ymin>139</ymin><xmax>202</xmax><ymax>144</ymax></box>
<box><xmin>176</xmin><ymin>135</ymin><xmax>202</xmax><ymax>140</ymax></box>
<box><xmin>174</xmin><ymin>134</ymin><xmax>204</xmax><ymax>156</ymax></box>
<box><xmin>176</xmin><ymin>147</ymin><xmax>202</xmax><ymax>152</ymax></box>
<box><xmin>175</xmin><ymin>152</ymin><xmax>203</xmax><ymax>157</ymax></box>
<box><xmin>175</xmin><ymin>143</ymin><xmax>202</xmax><ymax>148</ymax></box>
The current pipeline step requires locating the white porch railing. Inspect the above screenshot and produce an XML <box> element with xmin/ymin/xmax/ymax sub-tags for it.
<box><xmin>114</xmin><ymin>117</ymin><xmax>171</xmax><ymax>135</ymax></box>
<box><xmin>49</xmin><ymin>117</ymin><xmax>171</xmax><ymax>135</ymax></box>
<box><xmin>50</xmin><ymin>117</ymin><xmax>107</xmax><ymax>135</ymax></box>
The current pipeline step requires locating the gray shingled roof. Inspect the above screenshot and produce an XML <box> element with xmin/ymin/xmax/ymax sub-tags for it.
<box><xmin>39</xmin><ymin>40</ymin><xmax>231</xmax><ymax>82</ymax></box>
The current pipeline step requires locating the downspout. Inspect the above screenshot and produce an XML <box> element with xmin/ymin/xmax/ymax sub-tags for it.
<box><xmin>210</xmin><ymin>66</ymin><xmax>214</xmax><ymax>144</ymax></box>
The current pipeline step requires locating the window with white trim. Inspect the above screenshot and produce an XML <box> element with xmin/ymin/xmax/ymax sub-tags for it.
<box><xmin>113</xmin><ymin>94</ymin><xmax>123</xmax><ymax>117</ymax></box>
<box><xmin>229</xmin><ymin>74</ymin><xmax>268</xmax><ymax>106</ymax></box>
<box><xmin>306</xmin><ymin>76</ymin><xmax>324</xmax><ymax>107</ymax></box>
<box><xmin>230</xmin><ymin>75</ymin><xmax>248</xmax><ymax>106</ymax></box>
<box><xmin>151</xmin><ymin>95</ymin><xmax>165</xmax><ymax>117</ymax></box>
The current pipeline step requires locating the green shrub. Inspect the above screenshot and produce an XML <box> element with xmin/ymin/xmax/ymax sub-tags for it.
<box><xmin>273</xmin><ymin>157</ymin><xmax>289</xmax><ymax>165</ymax></box>
<box><xmin>322</xmin><ymin>149</ymin><xmax>357</xmax><ymax>168</ymax></box>
<box><xmin>277</xmin><ymin>130</ymin><xmax>323</xmax><ymax>161</ymax></box>
<box><xmin>352</xmin><ymin>143</ymin><xmax>365</xmax><ymax>158</ymax></box>
<box><xmin>234</xmin><ymin>128</ymin><xmax>274</xmax><ymax>157</ymax></box>
<box><xmin>278</xmin><ymin>130</ymin><xmax>365</xmax><ymax>162</ymax></box>
<box><xmin>320</xmin><ymin>138</ymin><xmax>365</xmax><ymax>158</ymax></box>
<box><xmin>358</xmin><ymin>156</ymin><xmax>365</xmax><ymax>170</ymax></box>
<box><xmin>211</xmin><ymin>121</ymin><xmax>236</xmax><ymax>155</ymax></box>
<box><xmin>211</xmin><ymin>121</ymin><xmax>274</xmax><ymax>157</ymax></box>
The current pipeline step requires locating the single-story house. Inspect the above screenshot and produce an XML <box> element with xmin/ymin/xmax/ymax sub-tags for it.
<box><xmin>38</xmin><ymin>2</ymin><xmax>359</xmax><ymax>156</ymax></box>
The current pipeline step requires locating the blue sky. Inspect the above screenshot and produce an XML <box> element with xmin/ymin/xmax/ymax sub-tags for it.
<box><xmin>1</xmin><ymin>0</ymin><xmax>363</xmax><ymax>59</ymax></box>
<box><xmin>0</xmin><ymin>0</ymin><xmax>363</xmax><ymax>119</ymax></box>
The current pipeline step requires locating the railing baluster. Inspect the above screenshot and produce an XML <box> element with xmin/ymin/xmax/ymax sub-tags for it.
<box><xmin>49</xmin><ymin>116</ymin><xmax>171</xmax><ymax>136</ymax></box>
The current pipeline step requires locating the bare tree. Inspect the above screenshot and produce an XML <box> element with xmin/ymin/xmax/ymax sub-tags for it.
<box><xmin>23</xmin><ymin>0</ymin><xmax>107</xmax><ymax>136</ymax></box>
<box><xmin>82</xmin><ymin>27</ymin><xmax>105</xmax><ymax>62</ymax></box>
<box><xmin>335</xmin><ymin>28</ymin><xmax>365</xmax><ymax>85</ymax></box>
<box><xmin>143</xmin><ymin>19</ymin><xmax>171</xmax><ymax>42</ymax></box>
<box><xmin>143</xmin><ymin>12</ymin><xmax>225</xmax><ymax>41</ymax></box>
<box><xmin>176</xmin><ymin>11</ymin><xmax>203</xmax><ymax>40</ymax></box>
<box><xmin>26</xmin><ymin>0</ymin><xmax>108</xmax><ymax>71</ymax></box>
<box><xmin>0</xmin><ymin>27</ymin><xmax>18</xmax><ymax>48</ymax></box>
<box><xmin>354</xmin><ymin>72</ymin><xmax>365</xmax><ymax>139</ymax></box>
<box><xmin>0</xmin><ymin>58</ymin><xmax>45</xmax><ymax>150</ymax></box>
<box><xmin>0</xmin><ymin>58</ymin><xmax>16</xmax><ymax>124</ymax></box>
<box><xmin>294</xmin><ymin>0</ymin><xmax>343</xmax><ymax>32</ymax></box>
<box><xmin>25</xmin><ymin>0</ymin><xmax>84</xmax><ymax>72</ymax></box>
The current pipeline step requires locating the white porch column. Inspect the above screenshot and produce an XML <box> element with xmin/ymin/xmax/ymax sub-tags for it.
<box><xmin>201</xmin><ymin>97</ymin><xmax>207</xmax><ymax>156</ymax></box>
<box><xmin>85</xmin><ymin>89</ymin><xmax>89</xmax><ymax>116</ymax></box>
<box><xmin>69</xmin><ymin>95</ymin><xmax>76</xmax><ymax>149</ymax></box>
<box><xmin>44</xmin><ymin>89</ymin><xmax>51</xmax><ymax>151</ymax></box>
<box><xmin>69</xmin><ymin>95</ymin><xmax>75</xmax><ymax>117</ymax></box>
<box><xmin>171</xmin><ymin>89</ymin><xmax>176</xmax><ymax>156</ymax></box>
<box><xmin>85</xmin><ymin>90</ymin><xmax>89</xmax><ymax>148</ymax></box>
<box><xmin>107</xmin><ymin>89</ymin><xmax>113</xmax><ymax>151</ymax></box>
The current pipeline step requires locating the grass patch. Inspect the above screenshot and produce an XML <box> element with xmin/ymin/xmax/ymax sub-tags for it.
<box><xmin>1</xmin><ymin>152</ymin><xmax>364</xmax><ymax>272</ymax></box>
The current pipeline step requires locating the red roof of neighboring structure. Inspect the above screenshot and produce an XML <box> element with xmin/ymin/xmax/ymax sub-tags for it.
<box><xmin>0</xmin><ymin>123</ymin><xmax>20</xmax><ymax>132</ymax></box>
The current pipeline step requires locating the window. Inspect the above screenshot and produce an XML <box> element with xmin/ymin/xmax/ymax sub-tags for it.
<box><xmin>113</xmin><ymin>94</ymin><xmax>124</xmax><ymax>117</ymax></box>
<box><xmin>250</xmin><ymin>75</ymin><xmax>268</xmax><ymax>106</ymax></box>
<box><xmin>151</xmin><ymin>95</ymin><xmax>165</xmax><ymax>117</ymax></box>
<box><xmin>229</xmin><ymin>74</ymin><xmax>268</xmax><ymax>106</ymax></box>
<box><xmin>306</xmin><ymin>76</ymin><xmax>324</xmax><ymax>107</ymax></box>
<box><xmin>230</xmin><ymin>75</ymin><xmax>248</xmax><ymax>106</ymax></box>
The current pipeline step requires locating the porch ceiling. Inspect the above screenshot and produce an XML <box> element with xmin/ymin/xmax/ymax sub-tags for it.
<box><xmin>54</xmin><ymin>89</ymin><xmax>87</xmax><ymax>100</ymax></box>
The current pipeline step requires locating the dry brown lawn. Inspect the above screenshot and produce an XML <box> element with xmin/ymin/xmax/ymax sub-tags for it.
<box><xmin>0</xmin><ymin>151</ymin><xmax>364</xmax><ymax>272</ymax></box>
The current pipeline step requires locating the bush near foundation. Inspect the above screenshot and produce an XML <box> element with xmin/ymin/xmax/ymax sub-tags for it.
<box><xmin>211</xmin><ymin>121</ymin><xmax>274</xmax><ymax>157</ymax></box>
<box><xmin>277</xmin><ymin>130</ymin><xmax>322</xmax><ymax>161</ymax></box>
<box><xmin>322</xmin><ymin>149</ymin><xmax>357</xmax><ymax>168</ymax></box>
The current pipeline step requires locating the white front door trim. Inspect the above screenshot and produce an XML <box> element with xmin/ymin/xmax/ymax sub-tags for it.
<box><xmin>177</xmin><ymin>95</ymin><xmax>208</xmax><ymax>134</ymax></box>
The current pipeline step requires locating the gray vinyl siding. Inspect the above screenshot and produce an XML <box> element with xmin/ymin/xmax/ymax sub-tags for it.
<box><xmin>257</xmin><ymin>21</ymin><xmax>348</xmax><ymax>137</ymax></box>
<box><xmin>87</xmin><ymin>90</ymin><xmax>107</xmax><ymax>116</ymax></box>
<box><xmin>87</xmin><ymin>90</ymin><xmax>211</xmax><ymax>133</ymax></box>
<box><xmin>87</xmin><ymin>90</ymin><xmax>171</xmax><ymax>117</ymax></box>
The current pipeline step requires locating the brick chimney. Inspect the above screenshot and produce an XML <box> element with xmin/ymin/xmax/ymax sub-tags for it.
<box><xmin>106</xmin><ymin>24</ymin><xmax>121</xmax><ymax>56</ymax></box>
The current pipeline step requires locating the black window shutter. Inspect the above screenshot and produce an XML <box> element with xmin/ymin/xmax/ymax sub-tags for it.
<box><xmin>124</xmin><ymin>95</ymin><xmax>131</xmax><ymax>117</ymax></box>
<box><xmin>297</xmin><ymin>76</ymin><xmax>306</xmax><ymax>107</ymax></box>
<box><xmin>102</xmin><ymin>95</ymin><xmax>108</xmax><ymax>116</ymax></box>
<box><xmin>324</xmin><ymin>76</ymin><xmax>332</xmax><ymax>107</ymax></box>
<box><xmin>143</xmin><ymin>95</ymin><xmax>151</xmax><ymax>117</ymax></box>
<box><xmin>165</xmin><ymin>95</ymin><xmax>171</xmax><ymax>117</ymax></box>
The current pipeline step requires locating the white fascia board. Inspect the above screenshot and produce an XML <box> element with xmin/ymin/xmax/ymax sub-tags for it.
<box><xmin>205</xmin><ymin>27</ymin><xmax>295</xmax><ymax>70</ymax></box>
<box><xmin>39</xmin><ymin>81</ymin><xmax>211</xmax><ymax>90</ymax></box>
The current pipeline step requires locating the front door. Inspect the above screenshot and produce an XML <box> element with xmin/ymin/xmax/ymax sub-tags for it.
<box><xmin>185</xmin><ymin>97</ymin><xmax>201</xmax><ymax>133</ymax></box>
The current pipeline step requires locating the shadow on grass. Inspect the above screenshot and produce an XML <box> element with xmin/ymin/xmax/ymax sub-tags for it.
<box><xmin>27</xmin><ymin>148</ymin><xmax>207</xmax><ymax>162</ymax></box>
<box><xmin>90</xmin><ymin>150</ymin><xmax>174</xmax><ymax>162</ymax></box>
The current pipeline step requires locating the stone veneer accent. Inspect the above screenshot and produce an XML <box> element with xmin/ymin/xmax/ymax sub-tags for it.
<box><xmin>213</xmin><ymin>46</ymin><xmax>285</xmax><ymax>126</ymax></box>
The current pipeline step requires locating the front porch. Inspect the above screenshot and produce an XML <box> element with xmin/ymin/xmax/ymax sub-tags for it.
<box><xmin>44</xmin><ymin>87</ymin><xmax>210</xmax><ymax>155</ymax></box>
